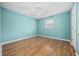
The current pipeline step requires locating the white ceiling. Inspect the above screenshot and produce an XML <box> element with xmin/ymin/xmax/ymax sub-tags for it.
<box><xmin>1</xmin><ymin>2</ymin><xmax>74</xmax><ymax>19</ymax></box>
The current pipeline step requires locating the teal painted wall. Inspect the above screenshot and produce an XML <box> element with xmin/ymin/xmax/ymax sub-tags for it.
<box><xmin>0</xmin><ymin>8</ymin><xmax>1</xmax><ymax>42</ymax></box>
<box><xmin>77</xmin><ymin>3</ymin><xmax>79</xmax><ymax>55</ymax></box>
<box><xmin>38</xmin><ymin>12</ymin><xmax>71</xmax><ymax>40</ymax></box>
<box><xmin>1</xmin><ymin>8</ymin><xmax>37</xmax><ymax>43</ymax></box>
<box><xmin>1</xmin><ymin>8</ymin><xmax>71</xmax><ymax>43</ymax></box>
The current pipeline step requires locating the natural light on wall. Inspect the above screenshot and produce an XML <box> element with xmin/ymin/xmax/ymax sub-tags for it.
<box><xmin>45</xmin><ymin>19</ymin><xmax>54</xmax><ymax>29</ymax></box>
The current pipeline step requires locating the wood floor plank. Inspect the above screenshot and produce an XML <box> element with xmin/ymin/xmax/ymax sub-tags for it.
<box><xmin>2</xmin><ymin>36</ymin><xmax>75</xmax><ymax>56</ymax></box>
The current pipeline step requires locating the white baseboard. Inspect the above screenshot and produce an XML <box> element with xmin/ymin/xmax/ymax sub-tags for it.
<box><xmin>1</xmin><ymin>35</ymin><xmax>37</xmax><ymax>45</ymax></box>
<box><xmin>0</xmin><ymin>44</ymin><xmax>2</xmax><ymax>56</ymax></box>
<box><xmin>0</xmin><ymin>35</ymin><xmax>72</xmax><ymax>56</ymax></box>
<box><xmin>38</xmin><ymin>35</ymin><xmax>71</xmax><ymax>42</ymax></box>
<box><xmin>1</xmin><ymin>35</ymin><xmax>71</xmax><ymax>45</ymax></box>
<box><xmin>70</xmin><ymin>41</ymin><xmax>76</xmax><ymax>53</ymax></box>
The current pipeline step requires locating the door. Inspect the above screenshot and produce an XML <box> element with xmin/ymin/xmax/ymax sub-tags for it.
<box><xmin>71</xmin><ymin>3</ymin><xmax>76</xmax><ymax>51</ymax></box>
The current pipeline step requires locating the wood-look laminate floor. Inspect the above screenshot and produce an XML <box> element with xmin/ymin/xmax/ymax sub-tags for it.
<box><xmin>2</xmin><ymin>36</ymin><xmax>75</xmax><ymax>56</ymax></box>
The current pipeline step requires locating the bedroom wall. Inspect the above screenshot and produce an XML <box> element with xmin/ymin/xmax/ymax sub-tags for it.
<box><xmin>1</xmin><ymin>8</ymin><xmax>37</xmax><ymax>43</ymax></box>
<box><xmin>0</xmin><ymin>8</ymin><xmax>1</xmax><ymax>43</ymax></box>
<box><xmin>77</xmin><ymin>2</ymin><xmax>79</xmax><ymax>55</ymax></box>
<box><xmin>38</xmin><ymin>12</ymin><xmax>71</xmax><ymax>40</ymax></box>
<box><xmin>1</xmin><ymin>7</ymin><xmax>71</xmax><ymax>43</ymax></box>
<box><xmin>0</xmin><ymin>8</ymin><xmax>1</xmax><ymax>56</ymax></box>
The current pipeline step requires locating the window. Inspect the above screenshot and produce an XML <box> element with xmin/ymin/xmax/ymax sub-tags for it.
<box><xmin>45</xmin><ymin>19</ymin><xmax>54</xmax><ymax>29</ymax></box>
